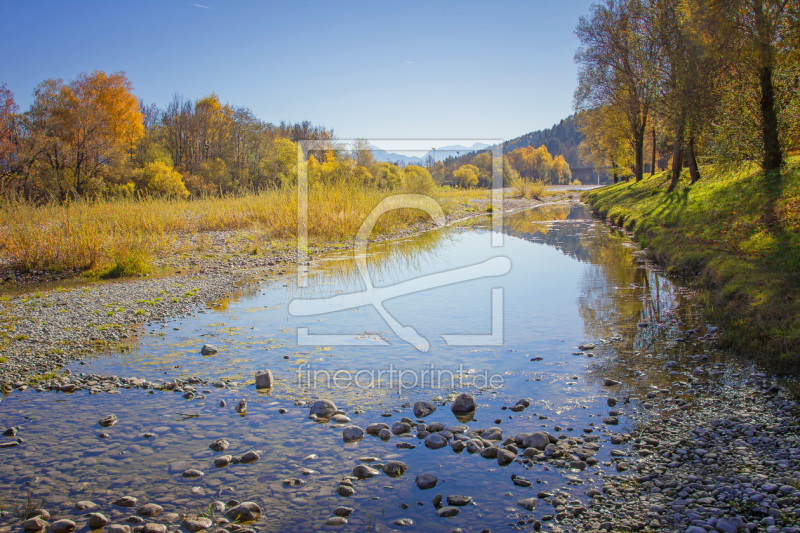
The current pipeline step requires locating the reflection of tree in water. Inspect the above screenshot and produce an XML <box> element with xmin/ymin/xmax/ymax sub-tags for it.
<box><xmin>503</xmin><ymin>202</ymin><xmax>711</xmax><ymax>402</ymax></box>
<box><xmin>502</xmin><ymin>203</ymin><xmax>594</xmax><ymax>262</ymax></box>
<box><xmin>292</xmin><ymin>227</ymin><xmax>457</xmax><ymax>295</ymax></box>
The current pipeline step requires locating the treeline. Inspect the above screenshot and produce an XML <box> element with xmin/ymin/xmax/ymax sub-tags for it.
<box><xmin>574</xmin><ymin>0</ymin><xmax>800</xmax><ymax>186</ymax></box>
<box><xmin>0</xmin><ymin>71</ymin><xmax>440</xmax><ymax>201</ymax></box>
<box><xmin>439</xmin><ymin>116</ymin><xmax>584</xmax><ymax>184</ymax></box>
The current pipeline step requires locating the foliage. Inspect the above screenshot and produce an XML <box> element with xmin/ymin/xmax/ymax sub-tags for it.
<box><xmin>402</xmin><ymin>165</ymin><xmax>435</xmax><ymax>195</ymax></box>
<box><xmin>453</xmin><ymin>164</ymin><xmax>479</xmax><ymax>188</ymax></box>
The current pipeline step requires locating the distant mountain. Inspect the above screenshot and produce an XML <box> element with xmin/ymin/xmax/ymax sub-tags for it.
<box><xmin>369</xmin><ymin>142</ymin><xmax>491</xmax><ymax>165</ymax></box>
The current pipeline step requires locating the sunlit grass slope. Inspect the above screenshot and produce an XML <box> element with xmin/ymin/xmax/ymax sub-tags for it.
<box><xmin>583</xmin><ymin>156</ymin><xmax>800</xmax><ymax>373</ymax></box>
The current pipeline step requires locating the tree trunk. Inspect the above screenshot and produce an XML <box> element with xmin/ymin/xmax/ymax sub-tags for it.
<box><xmin>651</xmin><ymin>126</ymin><xmax>657</xmax><ymax>177</ymax></box>
<box><xmin>759</xmin><ymin>65</ymin><xmax>783</xmax><ymax>173</ymax></box>
<box><xmin>753</xmin><ymin>0</ymin><xmax>783</xmax><ymax>174</ymax></box>
<box><xmin>612</xmin><ymin>161</ymin><xmax>618</xmax><ymax>184</ymax></box>
<box><xmin>668</xmin><ymin>118</ymin><xmax>684</xmax><ymax>192</ymax></box>
<box><xmin>687</xmin><ymin>136</ymin><xmax>700</xmax><ymax>184</ymax></box>
<box><xmin>634</xmin><ymin>126</ymin><xmax>645</xmax><ymax>182</ymax></box>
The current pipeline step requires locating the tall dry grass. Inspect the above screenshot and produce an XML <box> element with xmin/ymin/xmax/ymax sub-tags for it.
<box><xmin>0</xmin><ymin>184</ymin><xmax>445</xmax><ymax>275</ymax></box>
<box><xmin>509</xmin><ymin>176</ymin><xmax>548</xmax><ymax>199</ymax></box>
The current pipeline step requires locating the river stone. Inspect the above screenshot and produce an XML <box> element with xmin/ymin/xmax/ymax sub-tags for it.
<box><xmin>378</xmin><ymin>428</ymin><xmax>392</xmax><ymax>441</ymax></box>
<box><xmin>137</xmin><ymin>504</ymin><xmax>163</xmax><ymax>518</ymax></box>
<box><xmin>209</xmin><ymin>438</ymin><xmax>229</xmax><ymax>452</ymax></box>
<box><xmin>479</xmin><ymin>446</ymin><xmax>499</xmax><ymax>458</ymax></box>
<box><xmin>603</xmin><ymin>416</ymin><xmax>619</xmax><ymax>425</ymax></box>
<box><xmin>333</xmin><ymin>507</ymin><xmax>354</xmax><ymax>517</ymax></box>
<box><xmin>424</xmin><ymin>433</ymin><xmax>448</xmax><ymax>449</ymax></box>
<box><xmin>602</xmin><ymin>378</ymin><xmax>621</xmax><ymax>387</ymax></box>
<box><xmin>254</xmin><ymin>369</ymin><xmax>273</xmax><ymax>389</ymax></box>
<box><xmin>523</xmin><ymin>432</ymin><xmax>550</xmax><ymax>450</ymax></box>
<box><xmin>142</xmin><ymin>524</ymin><xmax>166</xmax><ymax>533</ymax></box>
<box><xmin>309</xmin><ymin>399</ymin><xmax>337</xmax><ymax>419</ymax></box>
<box><xmin>415</xmin><ymin>473</ymin><xmax>438</xmax><ymax>490</ymax></box>
<box><xmin>87</xmin><ymin>513</ymin><xmax>109</xmax><ymax>529</ymax></box>
<box><xmin>391</xmin><ymin>421</ymin><xmax>411</xmax><ymax>435</ymax></box>
<box><xmin>106</xmin><ymin>526</ymin><xmax>130</xmax><ymax>533</ymax></box>
<box><xmin>352</xmin><ymin>464</ymin><xmax>380</xmax><ymax>479</ymax></box>
<box><xmin>465</xmin><ymin>439</ymin><xmax>484</xmax><ymax>453</ymax></box>
<box><xmin>182</xmin><ymin>469</ymin><xmax>204</xmax><ymax>478</ymax></box>
<box><xmin>518</xmin><ymin>498</ymin><xmax>537</xmax><ymax>511</ymax></box>
<box><xmin>23</xmin><ymin>518</ymin><xmax>47</xmax><ymax>532</ymax></box>
<box><xmin>241</xmin><ymin>450</ymin><xmax>260</xmax><ymax>463</ymax></box>
<box><xmin>436</xmin><ymin>507</ymin><xmax>460</xmax><ymax>518</ymax></box>
<box><xmin>342</xmin><ymin>426</ymin><xmax>364</xmax><ymax>442</ymax></box>
<box><xmin>394</xmin><ymin>518</ymin><xmax>413</xmax><ymax>527</ymax></box>
<box><xmin>49</xmin><ymin>521</ymin><xmax>76</xmax><ymax>533</ymax></box>
<box><xmin>607</xmin><ymin>397</ymin><xmax>618</xmax><ymax>407</ymax></box>
<box><xmin>450</xmin><ymin>393</ymin><xmax>476</xmax><ymax>414</ymax></box>
<box><xmin>447</xmin><ymin>495</ymin><xmax>473</xmax><ymax>506</ymax></box>
<box><xmin>413</xmin><ymin>401</ymin><xmax>437</xmax><ymax>418</ymax></box>
<box><xmin>578</xmin><ymin>343</ymin><xmax>596</xmax><ymax>350</ymax></box>
<box><xmin>236</xmin><ymin>399</ymin><xmax>247</xmax><ymax>413</ymax></box>
<box><xmin>337</xmin><ymin>485</ymin><xmax>355</xmax><ymax>497</ymax></box>
<box><xmin>383</xmin><ymin>461</ymin><xmax>408</xmax><ymax>477</ymax></box>
<box><xmin>366</xmin><ymin>423</ymin><xmax>389</xmax><ymax>435</ymax></box>
<box><xmin>482</xmin><ymin>427</ymin><xmax>503</xmax><ymax>441</ymax></box>
<box><xmin>114</xmin><ymin>496</ymin><xmax>138</xmax><ymax>508</ymax></box>
<box><xmin>200</xmin><ymin>344</ymin><xmax>217</xmax><ymax>355</ymax></box>
<box><xmin>224</xmin><ymin>502</ymin><xmax>261</xmax><ymax>522</ymax></box>
<box><xmin>214</xmin><ymin>455</ymin><xmax>233</xmax><ymax>468</ymax></box>
<box><xmin>325</xmin><ymin>517</ymin><xmax>347</xmax><ymax>526</ymax></box>
<box><xmin>98</xmin><ymin>415</ymin><xmax>118</xmax><ymax>427</ymax></box>
<box><xmin>181</xmin><ymin>518</ymin><xmax>212</xmax><ymax>533</ymax></box>
<box><xmin>450</xmin><ymin>439</ymin><xmax>466</xmax><ymax>452</ymax></box>
<box><xmin>75</xmin><ymin>501</ymin><xmax>98</xmax><ymax>511</ymax></box>
<box><xmin>497</xmin><ymin>448</ymin><xmax>516</xmax><ymax>465</ymax></box>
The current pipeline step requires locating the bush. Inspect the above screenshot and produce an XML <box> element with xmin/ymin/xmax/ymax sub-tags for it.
<box><xmin>403</xmin><ymin>165</ymin><xmax>435</xmax><ymax>195</ymax></box>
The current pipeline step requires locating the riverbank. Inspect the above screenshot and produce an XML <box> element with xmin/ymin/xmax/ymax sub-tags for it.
<box><xmin>582</xmin><ymin>158</ymin><xmax>800</xmax><ymax>376</ymax></box>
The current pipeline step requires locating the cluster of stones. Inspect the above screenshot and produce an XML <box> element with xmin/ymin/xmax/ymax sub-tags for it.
<box><xmin>8</xmin><ymin>500</ymin><xmax>262</xmax><ymax>533</ymax></box>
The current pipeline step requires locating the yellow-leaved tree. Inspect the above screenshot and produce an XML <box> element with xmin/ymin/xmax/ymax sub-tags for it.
<box><xmin>454</xmin><ymin>164</ymin><xmax>479</xmax><ymax>188</ymax></box>
<box><xmin>135</xmin><ymin>161</ymin><xmax>190</xmax><ymax>198</ymax></box>
<box><xmin>402</xmin><ymin>165</ymin><xmax>435</xmax><ymax>195</ymax></box>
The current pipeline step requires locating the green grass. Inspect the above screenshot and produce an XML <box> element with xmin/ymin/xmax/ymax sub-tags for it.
<box><xmin>582</xmin><ymin>156</ymin><xmax>800</xmax><ymax>374</ymax></box>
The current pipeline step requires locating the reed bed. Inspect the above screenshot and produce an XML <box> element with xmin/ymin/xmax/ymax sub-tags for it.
<box><xmin>0</xmin><ymin>184</ymin><xmax>448</xmax><ymax>276</ymax></box>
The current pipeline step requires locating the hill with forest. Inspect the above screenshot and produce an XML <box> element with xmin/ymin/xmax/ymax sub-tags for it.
<box><xmin>443</xmin><ymin>115</ymin><xmax>585</xmax><ymax>169</ymax></box>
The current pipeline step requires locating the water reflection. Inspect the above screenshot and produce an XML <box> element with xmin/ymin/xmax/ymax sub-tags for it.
<box><xmin>0</xmin><ymin>203</ymin><xmax>743</xmax><ymax>533</ymax></box>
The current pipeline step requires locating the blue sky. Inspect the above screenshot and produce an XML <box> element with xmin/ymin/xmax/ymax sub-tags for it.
<box><xmin>1</xmin><ymin>0</ymin><xmax>595</xmax><ymax>143</ymax></box>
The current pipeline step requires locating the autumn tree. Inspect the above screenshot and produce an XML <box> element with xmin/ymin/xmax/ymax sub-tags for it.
<box><xmin>690</xmin><ymin>0</ymin><xmax>797</xmax><ymax>174</ymax></box>
<box><xmin>575</xmin><ymin>0</ymin><xmax>657</xmax><ymax>181</ymax></box>
<box><xmin>454</xmin><ymin>164</ymin><xmax>479</xmax><ymax>188</ymax></box>
<box><xmin>27</xmin><ymin>71</ymin><xmax>143</xmax><ymax>198</ymax></box>
<box><xmin>0</xmin><ymin>84</ymin><xmax>18</xmax><ymax>184</ymax></box>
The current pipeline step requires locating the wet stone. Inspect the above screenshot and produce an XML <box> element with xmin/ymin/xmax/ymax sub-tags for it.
<box><xmin>137</xmin><ymin>504</ymin><xmax>163</xmax><ymax>518</ymax></box>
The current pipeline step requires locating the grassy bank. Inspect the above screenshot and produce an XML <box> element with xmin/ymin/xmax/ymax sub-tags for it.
<box><xmin>582</xmin><ymin>157</ymin><xmax>800</xmax><ymax>374</ymax></box>
<box><xmin>0</xmin><ymin>185</ymin><xmax>476</xmax><ymax>278</ymax></box>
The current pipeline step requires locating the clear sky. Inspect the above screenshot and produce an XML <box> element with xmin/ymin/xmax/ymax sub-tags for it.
<box><xmin>0</xmin><ymin>0</ymin><xmax>596</xmax><ymax>143</ymax></box>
